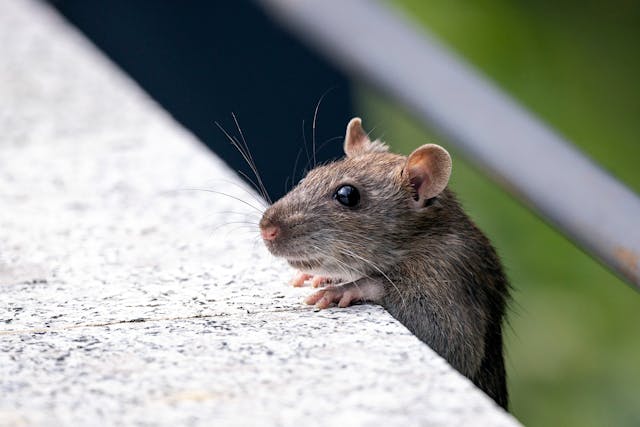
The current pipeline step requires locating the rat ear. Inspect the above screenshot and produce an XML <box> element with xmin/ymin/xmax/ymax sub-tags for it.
<box><xmin>343</xmin><ymin>118</ymin><xmax>389</xmax><ymax>157</ymax></box>
<box><xmin>344</xmin><ymin>117</ymin><xmax>370</xmax><ymax>157</ymax></box>
<box><xmin>405</xmin><ymin>144</ymin><xmax>452</xmax><ymax>207</ymax></box>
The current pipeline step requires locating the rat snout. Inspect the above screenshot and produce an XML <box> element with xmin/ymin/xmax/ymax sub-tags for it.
<box><xmin>259</xmin><ymin>213</ymin><xmax>281</xmax><ymax>242</ymax></box>
<box><xmin>260</xmin><ymin>223</ymin><xmax>280</xmax><ymax>241</ymax></box>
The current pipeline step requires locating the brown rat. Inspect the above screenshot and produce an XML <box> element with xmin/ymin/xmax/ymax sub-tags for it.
<box><xmin>259</xmin><ymin>118</ymin><xmax>510</xmax><ymax>409</ymax></box>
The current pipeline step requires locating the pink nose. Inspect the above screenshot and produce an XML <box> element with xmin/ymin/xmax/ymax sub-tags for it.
<box><xmin>260</xmin><ymin>224</ymin><xmax>280</xmax><ymax>241</ymax></box>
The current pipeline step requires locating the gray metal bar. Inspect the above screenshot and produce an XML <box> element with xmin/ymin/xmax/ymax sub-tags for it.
<box><xmin>257</xmin><ymin>0</ymin><xmax>640</xmax><ymax>290</ymax></box>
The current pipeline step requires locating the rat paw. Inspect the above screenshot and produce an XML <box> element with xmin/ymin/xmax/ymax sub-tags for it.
<box><xmin>304</xmin><ymin>278</ymin><xmax>385</xmax><ymax>309</ymax></box>
<box><xmin>304</xmin><ymin>284</ymin><xmax>361</xmax><ymax>309</ymax></box>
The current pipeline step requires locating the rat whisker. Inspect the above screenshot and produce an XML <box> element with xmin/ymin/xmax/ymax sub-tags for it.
<box><xmin>284</xmin><ymin>175</ymin><xmax>290</xmax><ymax>194</ymax></box>
<box><xmin>290</xmin><ymin>144</ymin><xmax>306</xmax><ymax>191</ymax></box>
<box><xmin>231</xmin><ymin>113</ymin><xmax>272</xmax><ymax>204</ymax></box>
<box><xmin>339</xmin><ymin>247</ymin><xmax>407</xmax><ymax>311</ymax></box>
<box><xmin>251</xmin><ymin>234</ymin><xmax>263</xmax><ymax>247</ymax></box>
<box><xmin>180</xmin><ymin>188</ymin><xmax>265</xmax><ymax>214</ymax></box>
<box><xmin>211</xmin><ymin>210</ymin><xmax>261</xmax><ymax>219</ymax></box>
<box><xmin>192</xmin><ymin>178</ymin><xmax>270</xmax><ymax>210</ymax></box>
<box><xmin>300</xmin><ymin>119</ymin><xmax>312</xmax><ymax>177</ymax></box>
<box><xmin>299</xmin><ymin>135</ymin><xmax>344</xmax><ymax>175</ymax></box>
<box><xmin>311</xmin><ymin>87</ymin><xmax>337</xmax><ymax>168</ymax></box>
<box><xmin>211</xmin><ymin>221</ymin><xmax>260</xmax><ymax>234</ymax></box>
<box><xmin>215</xmin><ymin>118</ymin><xmax>272</xmax><ymax>204</ymax></box>
<box><xmin>308</xmin><ymin>244</ymin><xmax>366</xmax><ymax>299</ymax></box>
<box><xmin>309</xmin><ymin>242</ymin><xmax>369</xmax><ymax>279</ymax></box>
<box><xmin>215</xmin><ymin>122</ymin><xmax>260</xmax><ymax>189</ymax></box>
<box><xmin>309</xmin><ymin>244</ymin><xmax>361</xmax><ymax>281</ymax></box>
<box><xmin>314</xmin><ymin>136</ymin><xmax>343</xmax><ymax>157</ymax></box>
<box><xmin>210</xmin><ymin>218</ymin><xmax>259</xmax><ymax>233</ymax></box>
<box><xmin>236</xmin><ymin>170</ymin><xmax>271</xmax><ymax>206</ymax></box>
<box><xmin>217</xmin><ymin>222</ymin><xmax>260</xmax><ymax>236</ymax></box>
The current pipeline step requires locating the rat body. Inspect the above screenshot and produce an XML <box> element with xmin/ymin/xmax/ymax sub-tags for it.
<box><xmin>259</xmin><ymin>118</ymin><xmax>510</xmax><ymax>409</ymax></box>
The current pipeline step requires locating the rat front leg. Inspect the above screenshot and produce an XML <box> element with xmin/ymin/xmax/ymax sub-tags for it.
<box><xmin>304</xmin><ymin>277</ymin><xmax>386</xmax><ymax>309</ymax></box>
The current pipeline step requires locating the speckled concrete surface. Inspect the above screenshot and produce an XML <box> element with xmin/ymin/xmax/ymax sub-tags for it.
<box><xmin>0</xmin><ymin>1</ymin><xmax>519</xmax><ymax>426</ymax></box>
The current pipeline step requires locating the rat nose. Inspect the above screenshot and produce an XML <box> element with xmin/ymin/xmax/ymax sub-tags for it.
<box><xmin>260</xmin><ymin>224</ymin><xmax>280</xmax><ymax>241</ymax></box>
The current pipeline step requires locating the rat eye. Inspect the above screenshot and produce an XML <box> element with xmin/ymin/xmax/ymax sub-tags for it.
<box><xmin>334</xmin><ymin>185</ymin><xmax>360</xmax><ymax>207</ymax></box>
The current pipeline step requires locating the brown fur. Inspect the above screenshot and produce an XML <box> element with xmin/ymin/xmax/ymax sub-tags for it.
<box><xmin>260</xmin><ymin>121</ymin><xmax>510</xmax><ymax>409</ymax></box>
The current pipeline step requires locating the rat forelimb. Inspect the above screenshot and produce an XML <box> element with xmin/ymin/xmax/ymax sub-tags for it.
<box><xmin>304</xmin><ymin>277</ymin><xmax>386</xmax><ymax>309</ymax></box>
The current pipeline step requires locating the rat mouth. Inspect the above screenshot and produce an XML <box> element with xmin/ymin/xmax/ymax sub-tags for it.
<box><xmin>263</xmin><ymin>239</ymin><xmax>326</xmax><ymax>271</ymax></box>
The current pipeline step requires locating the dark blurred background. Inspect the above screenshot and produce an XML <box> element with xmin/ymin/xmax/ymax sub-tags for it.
<box><xmin>49</xmin><ymin>1</ymin><xmax>640</xmax><ymax>426</ymax></box>
<box><xmin>49</xmin><ymin>0</ymin><xmax>354</xmax><ymax>201</ymax></box>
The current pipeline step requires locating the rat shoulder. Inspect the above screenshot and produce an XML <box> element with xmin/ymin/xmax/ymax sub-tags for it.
<box><xmin>410</xmin><ymin>188</ymin><xmax>507</xmax><ymax>279</ymax></box>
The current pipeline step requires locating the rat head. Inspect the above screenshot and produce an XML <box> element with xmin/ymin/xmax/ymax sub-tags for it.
<box><xmin>259</xmin><ymin>118</ymin><xmax>452</xmax><ymax>280</ymax></box>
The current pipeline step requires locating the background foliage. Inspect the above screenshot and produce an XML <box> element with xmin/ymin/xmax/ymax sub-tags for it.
<box><xmin>355</xmin><ymin>1</ymin><xmax>640</xmax><ymax>425</ymax></box>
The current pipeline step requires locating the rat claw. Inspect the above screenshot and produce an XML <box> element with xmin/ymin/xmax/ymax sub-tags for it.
<box><xmin>305</xmin><ymin>289</ymin><xmax>335</xmax><ymax>308</ymax></box>
<box><xmin>305</xmin><ymin>286</ymin><xmax>357</xmax><ymax>310</ymax></box>
<box><xmin>305</xmin><ymin>282</ymin><xmax>366</xmax><ymax>310</ymax></box>
<box><xmin>316</xmin><ymin>295</ymin><xmax>332</xmax><ymax>310</ymax></box>
<box><xmin>338</xmin><ymin>291</ymin><xmax>355</xmax><ymax>308</ymax></box>
<box><xmin>304</xmin><ymin>289</ymin><xmax>326</xmax><ymax>305</ymax></box>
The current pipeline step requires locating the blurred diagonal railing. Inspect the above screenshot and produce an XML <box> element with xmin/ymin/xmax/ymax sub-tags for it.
<box><xmin>257</xmin><ymin>0</ymin><xmax>640</xmax><ymax>291</ymax></box>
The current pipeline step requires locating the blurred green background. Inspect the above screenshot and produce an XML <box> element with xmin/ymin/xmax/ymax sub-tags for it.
<box><xmin>355</xmin><ymin>1</ymin><xmax>640</xmax><ymax>425</ymax></box>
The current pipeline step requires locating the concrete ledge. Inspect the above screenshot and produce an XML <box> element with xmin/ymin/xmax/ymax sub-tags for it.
<box><xmin>0</xmin><ymin>1</ymin><xmax>519</xmax><ymax>425</ymax></box>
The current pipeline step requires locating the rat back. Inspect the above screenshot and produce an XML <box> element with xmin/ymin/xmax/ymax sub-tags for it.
<box><xmin>380</xmin><ymin>189</ymin><xmax>510</xmax><ymax>409</ymax></box>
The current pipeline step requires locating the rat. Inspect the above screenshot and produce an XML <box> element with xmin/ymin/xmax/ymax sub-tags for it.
<box><xmin>259</xmin><ymin>118</ymin><xmax>511</xmax><ymax>409</ymax></box>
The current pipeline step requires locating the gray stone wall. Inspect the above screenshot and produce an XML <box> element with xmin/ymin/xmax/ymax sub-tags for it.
<box><xmin>0</xmin><ymin>1</ymin><xmax>519</xmax><ymax>425</ymax></box>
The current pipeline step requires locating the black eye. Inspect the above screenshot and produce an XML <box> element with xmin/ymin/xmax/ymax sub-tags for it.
<box><xmin>334</xmin><ymin>185</ymin><xmax>360</xmax><ymax>207</ymax></box>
